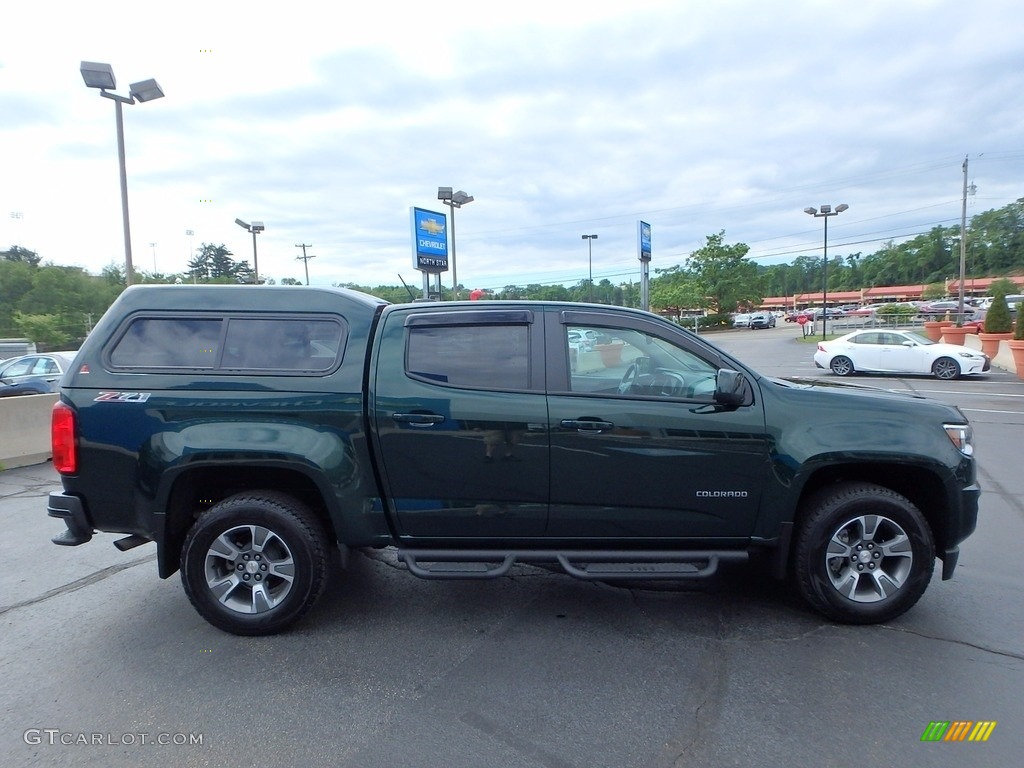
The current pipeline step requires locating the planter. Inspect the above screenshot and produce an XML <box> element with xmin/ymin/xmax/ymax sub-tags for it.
<box><xmin>940</xmin><ymin>326</ymin><xmax>970</xmax><ymax>346</ymax></box>
<box><xmin>978</xmin><ymin>332</ymin><xmax>1013</xmax><ymax>359</ymax></box>
<box><xmin>595</xmin><ymin>343</ymin><xmax>624</xmax><ymax>367</ymax></box>
<box><xmin>922</xmin><ymin>321</ymin><xmax>945</xmax><ymax>342</ymax></box>
<box><xmin>1008</xmin><ymin>339</ymin><xmax>1024</xmax><ymax>378</ymax></box>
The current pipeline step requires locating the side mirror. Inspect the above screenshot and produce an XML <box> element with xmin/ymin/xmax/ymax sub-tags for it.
<box><xmin>714</xmin><ymin>368</ymin><xmax>746</xmax><ymax>407</ymax></box>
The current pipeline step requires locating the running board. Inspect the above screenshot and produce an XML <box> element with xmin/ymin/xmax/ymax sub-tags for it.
<box><xmin>398</xmin><ymin>549</ymin><xmax>748</xmax><ymax>581</ymax></box>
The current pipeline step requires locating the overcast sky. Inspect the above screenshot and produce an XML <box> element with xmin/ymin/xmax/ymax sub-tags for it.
<box><xmin>2</xmin><ymin>0</ymin><xmax>1022</xmax><ymax>294</ymax></box>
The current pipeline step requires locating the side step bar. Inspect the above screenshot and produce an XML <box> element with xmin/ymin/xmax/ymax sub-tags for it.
<box><xmin>398</xmin><ymin>549</ymin><xmax>748</xmax><ymax>581</ymax></box>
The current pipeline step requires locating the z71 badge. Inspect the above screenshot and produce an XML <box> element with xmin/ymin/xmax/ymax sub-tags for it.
<box><xmin>94</xmin><ymin>392</ymin><xmax>151</xmax><ymax>403</ymax></box>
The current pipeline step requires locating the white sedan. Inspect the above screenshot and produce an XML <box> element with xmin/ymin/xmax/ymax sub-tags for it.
<box><xmin>813</xmin><ymin>329</ymin><xmax>989</xmax><ymax>380</ymax></box>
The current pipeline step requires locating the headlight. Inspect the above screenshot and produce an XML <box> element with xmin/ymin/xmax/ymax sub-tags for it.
<box><xmin>957</xmin><ymin>352</ymin><xmax>979</xmax><ymax>359</ymax></box>
<box><xmin>944</xmin><ymin>423</ymin><xmax>974</xmax><ymax>456</ymax></box>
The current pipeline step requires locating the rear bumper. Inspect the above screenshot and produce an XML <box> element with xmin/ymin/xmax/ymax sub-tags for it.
<box><xmin>47</xmin><ymin>492</ymin><xmax>93</xmax><ymax>546</ymax></box>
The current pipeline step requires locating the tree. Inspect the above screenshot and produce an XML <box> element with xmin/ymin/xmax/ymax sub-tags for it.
<box><xmin>188</xmin><ymin>243</ymin><xmax>252</xmax><ymax>282</ymax></box>
<box><xmin>686</xmin><ymin>231</ymin><xmax>760</xmax><ymax>314</ymax></box>
<box><xmin>650</xmin><ymin>264</ymin><xmax>704</xmax><ymax>315</ymax></box>
<box><xmin>12</xmin><ymin>312</ymin><xmax>72</xmax><ymax>349</ymax></box>
<box><xmin>2</xmin><ymin>245</ymin><xmax>41</xmax><ymax>266</ymax></box>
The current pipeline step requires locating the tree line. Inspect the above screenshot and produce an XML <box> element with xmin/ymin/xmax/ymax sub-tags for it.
<box><xmin>3</xmin><ymin>199</ymin><xmax>1024</xmax><ymax>348</ymax></box>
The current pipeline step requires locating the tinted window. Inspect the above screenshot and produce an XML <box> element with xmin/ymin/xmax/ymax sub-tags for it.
<box><xmin>566</xmin><ymin>324</ymin><xmax>718</xmax><ymax>400</ymax></box>
<box><xmin>222</xmin><ymin>318</ymin><xmax>342</xmax><ymax>371</ymax></box>
<box><xmin>109</xmin><ymin>316</ymin><xmax>344</xmax><ymax>373</ymax></box>
<box><xmin>407</xmin><ymin>325</ymin><xmax>529</xmax><ymax>389</ymax></box>
<box><xmin>110</xmin><ymin>319</ymin><xmax>222</xmax><ymax>368</ymax></box>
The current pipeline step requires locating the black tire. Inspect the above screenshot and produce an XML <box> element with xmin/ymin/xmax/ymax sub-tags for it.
<box><xmin>181</xmin><ymin>492</ymin><xmax>330</xmax><ymax>635</ymax></box>
<box><xmin>793</xmin><ymin>482</ymin><xmax>934</xmax><ymax>624</ymax></box>
<box><xmin>830</xmin><ymin>355</ymin><xmax>855</xmax><ymax>376</ymax></box>
<box><xmin>932</xmin><ymin>356</ymin><xmax>961</xmax><ymax>380</ymax></box>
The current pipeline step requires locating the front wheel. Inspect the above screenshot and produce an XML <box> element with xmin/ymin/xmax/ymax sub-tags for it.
<box><xmin>932</xmin><ymin>356</ymin><xmax>961</xmax><ymax>380</ymax></box>
<box><xmin>181</xmin><ymin>492</ymin><xmax>330</xmax><ymax>635</ymax></box>
<box><xmin>793</xmin><ymin>482</ymin><xmax>934</xmax><ymax>624</ymax></box>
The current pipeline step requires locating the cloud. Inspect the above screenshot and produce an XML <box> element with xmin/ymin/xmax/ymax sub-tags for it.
<box><xmin>1</xmin><ymin>0</ymin><xmax>1022</xmax><ymax>290</ymax></box>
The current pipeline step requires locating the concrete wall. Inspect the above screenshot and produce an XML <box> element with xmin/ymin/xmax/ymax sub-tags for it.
<box><xmin>0</xmin><ymin>393</ymin><xmax>56</xmax><ymax>469</ymax></box>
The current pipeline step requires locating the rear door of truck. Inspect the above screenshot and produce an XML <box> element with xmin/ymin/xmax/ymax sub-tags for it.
<box><xmin>368</xmin><ymin>305</ymin><xmax>549</xmax><ymax>540</ymax></box>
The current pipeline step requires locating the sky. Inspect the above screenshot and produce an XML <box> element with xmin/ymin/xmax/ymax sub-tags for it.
<box><xmin>2</xmin><ymin>0</ymin><xmax>1023</xmax><ymax>295</ymax></box>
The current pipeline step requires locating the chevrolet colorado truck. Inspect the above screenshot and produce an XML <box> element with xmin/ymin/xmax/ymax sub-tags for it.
<box><xmin>47</xmin><ymin>285</ymin><xmax>980</xmax><ymax>635</ymax></box>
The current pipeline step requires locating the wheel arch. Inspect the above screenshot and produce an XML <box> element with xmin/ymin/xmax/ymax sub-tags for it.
<box><xmin>769</xmin><ymin>461</ymin><xmax>952</xmax><ymax>580</ymax></box>
<box><xmin>155</xmin><ymin>463</ymin><xmax>336</xmax><ymax>579</ymax></box>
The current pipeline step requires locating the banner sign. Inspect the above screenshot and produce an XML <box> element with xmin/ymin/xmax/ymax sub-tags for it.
<box><xmin>411</xmin><ymin>207</ymin><xmax>448</xmax><ymax>273</ymax></box>
<box><xmin>638</xmin><ymin>220</ymin><xmax>652</xmax><ymax>262</ymax></box>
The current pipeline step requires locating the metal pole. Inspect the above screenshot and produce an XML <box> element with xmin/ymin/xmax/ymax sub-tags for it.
<box><xmin>114</xmin><ymin>99</ymin><xmax>135</xmax><ymax>286</ymax></box>
<box><xmin>251</xmin><ymin>230</ymin><xmax>259</xmax><ymax>284</ymax></box>
<box><xmin>450</xmin><ymin>205</ymin><xmax>458</xmax><ymax>300</ymax></box>
<box><xmin>588</xmin><ymin>239</ymin><xmax>593</xmax><ymax>302</ymax></box>
<box><xmin>822</xmin><ymin>214</ymin><xmax>828</xmax><ymax>340</ymax></box>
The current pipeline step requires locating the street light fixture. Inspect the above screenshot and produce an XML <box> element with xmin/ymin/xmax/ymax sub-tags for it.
<box><xmin>234</xmin><ymin>218</ymin><xmax>265</xmax><ymax>283</ymax></box>
<box><xmin>438</xmin><ymin>187</ymin><xmax>473</xmax><ymax>300</ymax></box>
<box><xmin>803</xmin><ymin>204</ymin><xmax>849</xmax><ymax>340</ymax></box>
<box><xmin>582</xmin><ymin>234</ymin><xmax>598</xmax><ymax>302</ymax></box>
<box><xmin>81</xmin><ymin>61</ymin><xmax>165</xmax><ymax>286</ymax></box>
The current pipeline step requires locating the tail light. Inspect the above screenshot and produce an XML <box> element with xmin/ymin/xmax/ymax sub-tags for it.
<box><xmin>52</xmin><ymin>402</ymin><xmax>77</xmax><ymax>474</ymax></box>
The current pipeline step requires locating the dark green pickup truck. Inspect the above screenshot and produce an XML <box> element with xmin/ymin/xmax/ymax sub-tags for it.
<box><xmin>47</xmin><ymin>285</ymin><xmax>979</xmax><ymax>634</ymax></box>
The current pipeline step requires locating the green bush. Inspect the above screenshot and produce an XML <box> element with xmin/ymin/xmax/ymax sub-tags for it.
<box><xmin>984</xmin><ymin>290</ymin><xmax>1013</xmax><ymax>334</ymax></box>
<box><xmin>876</xmin><ymin>304</ymin><xmax>917</xmax><ymax>317</ymax></box>
<box><xmin>1015</xmin><ymin>302</ymin><xmax>1024</xmax><ymax>340</ymax></box>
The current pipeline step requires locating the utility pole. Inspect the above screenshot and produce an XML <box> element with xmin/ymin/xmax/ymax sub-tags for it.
<box><xmin>295</xmin><ymin>243</ymin><xmax>315</xmax><ymax>285</ymax></box>
<box><xmin>957</xmin><ymin>156</ymin><xmax>968</xmax><ymax>322</ymax></box>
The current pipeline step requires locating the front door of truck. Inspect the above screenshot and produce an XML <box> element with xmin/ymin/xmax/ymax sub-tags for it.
<box><xmin>545</xmin><ymin>310</ymin><xmax>771</xmax><ymax>540</ymax></box>
<box><xmin>369</xmin><ymin>307</ymin><xmax>549</xmax><ymax>540</ymax></box>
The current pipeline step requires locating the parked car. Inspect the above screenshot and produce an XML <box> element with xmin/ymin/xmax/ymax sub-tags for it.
<box><xmin>0</xmin><ymin>351</ymin><xmax>78</xmax><ymax>385</ymax></box>
<box><xmin>567</xmin><ymin>330</ymin><xmax>591</xmax><ymax>353</ymax></box>
<box><xmin>748</xmin><ymin>312</ymin><xmax>776</xmax><ymax>329</ymax></box>
<box><xmin>814</xmin><ymin>329</ymin><xmax>989</xmax><ymax>380</ymax></box>
<box><xmin>732</xmin><ymin>313</ymin><xmax>752</xmax><ymax>328</ymax></box>
<box><xmin>917</xmin><ymin>300</ymin><xmax>962</xmax><ymax>317</ymax></box>
<box><xmin>0</xmin><ymin>377</ymin><xmax>55</xmax><ymax>397</ymax></box>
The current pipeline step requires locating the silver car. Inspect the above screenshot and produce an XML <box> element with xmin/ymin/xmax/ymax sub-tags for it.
<box><xmin>0</xmin><ymin>351</ymin><xmax>78</xmax><ymax>385</ymax></box>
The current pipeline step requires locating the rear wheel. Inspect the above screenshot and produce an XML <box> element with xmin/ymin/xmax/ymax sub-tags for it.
<box><xmin>793</xmin><ymin>482</ymin><xmax>934</xmax><ymax>624</ymax></box>
<box><xmin>932</xmin><ymin>356</ymin><xmax>960</xmax><ymax>380</ymax></box>
<box><xmin>181</xmin><ymin>492</ymin><xmax>330</xmax><ymax>635</ymax></box>
<box><xmin>830</xmin><ymin>356</ymin><xmax>855</xmax><ymax>376</ymax></box>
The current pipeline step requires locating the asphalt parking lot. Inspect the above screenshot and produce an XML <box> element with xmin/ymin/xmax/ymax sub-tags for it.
<box><xmin>2</xmin><ymin>326</ymin><xmax>1022</xmax><ymax>768</ymax></box>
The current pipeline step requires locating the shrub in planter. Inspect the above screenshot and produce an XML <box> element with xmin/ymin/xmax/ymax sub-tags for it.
<box><xmin>983</xmin><ymin>291</ymin><xmax>1012</xmax><ymax>333</ymax></box>
<box><xmin>1016</xmin><ymin>302</ymin><xmax>1024</xmax><ymax>341</ymax></box>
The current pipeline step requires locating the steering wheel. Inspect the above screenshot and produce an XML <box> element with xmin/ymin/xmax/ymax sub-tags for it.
<box><xmin>651</xmin><ymin>369</ymin><xmax>687</xmax><ymax>397</ymax></box>
<box><xmin>617</xmin><ymin>362</ymin><xmax>639</xmax><ymax>394</ymax></box>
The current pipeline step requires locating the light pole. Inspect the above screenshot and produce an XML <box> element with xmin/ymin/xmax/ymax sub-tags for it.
<box><xmin>81</xmin><ymin>61</ymin><xmax>164</xmax><ymax>287</ymax></box>
<box><xmin>582</xmin><ymin>234</ymin><xmax>598</xmax><ymax>302</ymax></box>
<box><xmin>234</xmin><ymin>219</ymin><xmax>265</xmax><ymax>283</ymax></box>
<box><xmin>438</xmin><ymin>187</ymin><xmax>473</xmax><ymax>300</ymax></box>
<box><xmin>803</xmin><ymin>204</ymin><xmax>848</xmax><ymax>340</ymax></box>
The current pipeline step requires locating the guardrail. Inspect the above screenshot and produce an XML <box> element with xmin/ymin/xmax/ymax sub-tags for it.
<box><xmin>0</xmin><ymin>393</ymin><xmax>56</xmax><ymax>469</ymax></box>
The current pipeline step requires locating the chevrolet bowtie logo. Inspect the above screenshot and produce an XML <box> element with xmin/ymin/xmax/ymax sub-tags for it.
<box><xmin>420</xmin><ymin>219</ymin><xmax>445</xmax><ymax>236</ymax></box>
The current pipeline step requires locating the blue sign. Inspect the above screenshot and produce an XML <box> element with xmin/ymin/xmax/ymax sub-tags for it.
<box><xmin>638</xmin><ymin>220</ymin><xmax>652</xmax><ymax>262</ymax></box>
<box><xmin>411</xmin><ymin>207</ymin><xmax>448</xmax><ymax>273</ymax></box>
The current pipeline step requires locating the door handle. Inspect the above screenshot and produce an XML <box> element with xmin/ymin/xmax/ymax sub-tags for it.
<box><xmin>392</xmin><ymin>412</ymin><xmax>445</xmax><ymax>426</ymax></box>
<box><xmin>560</xmin><ymin>419</ymin><xmax>614</xmax><ymax>432</ymax></box>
